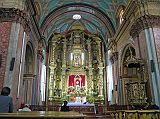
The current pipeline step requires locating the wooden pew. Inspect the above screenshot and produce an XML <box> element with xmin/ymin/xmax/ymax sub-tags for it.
<box><xmin>0</xmin><ymin>111</ymin><xmax>85</xmax><ymax>119</ymax></box>
<box><xmin>106</xmin><ymin>110</ymin><xmax>160</xmax><ymax>119</ymax></box>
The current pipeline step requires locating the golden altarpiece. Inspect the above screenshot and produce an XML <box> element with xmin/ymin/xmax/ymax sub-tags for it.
<box><xmin>47</xmin><ymin>24</ymin><xmax>105</xmax><ymax>104</ymax></box>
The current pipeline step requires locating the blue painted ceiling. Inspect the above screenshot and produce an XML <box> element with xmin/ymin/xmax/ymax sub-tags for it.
<box><xmin>35</xmin><ymin>0</ymin><xmax>127</xmax><ymax>41</ymax></box>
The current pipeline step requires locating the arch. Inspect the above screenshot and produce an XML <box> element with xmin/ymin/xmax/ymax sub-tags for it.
<box><xmin>118</xmin><ymin>44</ymin><xmax>136</xmax><ymax>105</ymax></box>
<box><xmin>23</xmin><ymin>41</ymin><xmax>35</xmax><ymax>104</ymax></box>
<box><xmin>24</xmin><ymin>42</ymin><xmax>35</xmax><ymax>74</ymax></box>
<box><xmin>40</xmin><ymin>3</ymin><xmax>115</xmax><ymax>43</ymax></box>
<box><xmin>120</xmin><ymin>44</ymin><xmax>136</xmax><ymax>78</ymax></box>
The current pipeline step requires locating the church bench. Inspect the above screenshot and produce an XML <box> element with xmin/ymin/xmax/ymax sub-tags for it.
<box><xmin>0</xmin><ymin>111</ymin><xmax>85</xmax><ymax>119</ymax></box>
<box><xmin>105</xmin><ymin>110</ymin><xmax>160</xmax><ymax>119</ymax></box>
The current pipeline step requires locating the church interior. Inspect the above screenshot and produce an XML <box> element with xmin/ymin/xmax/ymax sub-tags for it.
<box><xmin>0</xmin><ymin>0</ymin><xmax>160</xmax><ymax>118</ymax></box>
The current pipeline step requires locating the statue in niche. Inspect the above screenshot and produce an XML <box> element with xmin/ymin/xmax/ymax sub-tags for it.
<box><xmin>73</xmin><ymin>31</ymin><xmax>81</xmax><ymax>44</ymax></box>
<box><xmin>74</xmin><ymin>37</ymin><xmax>80</xmax><ymax>44</ymax></box>
<box><xmin>73</xmin><ymin>54</ymin><xmax>81</xmax><ymax>66</ymax></box>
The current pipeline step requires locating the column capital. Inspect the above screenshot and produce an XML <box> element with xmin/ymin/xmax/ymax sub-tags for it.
<box><xmin>130</xmin><ymin>15</ymin><xmax>160</xmax><ymax>38</ymax></box>
<box><xmin>0</xmin><ymin>8</ymin><xmax>31</xmax><ymax>32</ymax></box>
<box><xmin>37</xmin><ymin>49</ymin><xmax>44</xmax><ymax>62</ymax></box>
<box><xmin>110</xmin><ymin>52</ymin><xmax>118</xmax><ymax>64</ymax></box>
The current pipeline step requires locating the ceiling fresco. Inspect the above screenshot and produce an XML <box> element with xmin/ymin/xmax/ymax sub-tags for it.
<box><xmin>35</xmin><ymin>0</ymin><xmax>128</xmax><ymax>42</ymax></box>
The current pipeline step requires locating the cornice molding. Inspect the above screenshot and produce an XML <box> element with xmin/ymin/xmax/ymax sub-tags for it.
<box><xmin>0</xmin><ymin>8</ymin><xmax>31</xmax><ymax>32</ymax></box>
<box><xmin>130</xmin><ymin>15</ymin><xmax>160</xmax><ymax>38</ymax></box>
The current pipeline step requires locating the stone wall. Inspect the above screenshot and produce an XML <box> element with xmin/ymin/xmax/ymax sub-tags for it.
<box><xmin>0</xmin><ymin>22</ymin><xmax>12</xmax><ymax>89</ymax></box>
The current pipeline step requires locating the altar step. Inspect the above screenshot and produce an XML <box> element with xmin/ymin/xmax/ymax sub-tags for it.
<box><xmin>84</xmin><ymin>112</ymin><xmax>112</xmax><ymax>119</ymax></box>
<box><xmin>84</xmin><ymin>115</ymin><xmax>110</xmax><ymax>119</ymax></box>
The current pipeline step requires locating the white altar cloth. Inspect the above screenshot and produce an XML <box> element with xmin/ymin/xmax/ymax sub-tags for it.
<box><xmin>67</xmin><ymin>102</ymin><xmax>95</xmax><ymax>107</ymax></box>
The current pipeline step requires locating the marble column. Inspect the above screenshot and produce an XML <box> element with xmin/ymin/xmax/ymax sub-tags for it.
<box><xmin>110</xmin><ymin>52</ymin><xmax>119</xmax><ymax>104</ymax></box>
<box><xmin>130</xmin><ymin>15</ymin><xmax>160</xmax><ymax>106</ymax></box>
<box><xmin>144</xmin><ymin>28</ymin><xmax>160</xmax><ymax>106</ymax></box>
<box><xmin>35</xmin><ymin>47</ymin><xmax>44</xmax><ymax>104</ymax></box>
<box><xmin>0</xmin><ymin>8</ymin><xmax>31</xmax><ymax>110</ymax></box>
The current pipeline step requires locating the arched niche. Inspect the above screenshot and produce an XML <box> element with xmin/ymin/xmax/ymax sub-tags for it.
<box><xmin>115</xmin><ymin>5</ymin><xmax>126</xmax><ymax>28</ymax></box>
<box><xmin>23</xmin><ymin>42</ymin><xmax>35</xmax><ymax>104</ymax></box>
<box><xmin>121</xmin><ymin>46</ymin><xmax>148</xmax><ymax>106</ymax></box>
<box><xmin>24</xmin><ymin>43</ymin><xmax>34</xmax><ymax>74</ymax></box>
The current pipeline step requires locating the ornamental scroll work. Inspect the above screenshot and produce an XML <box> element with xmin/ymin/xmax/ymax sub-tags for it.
<box><xmin>124</xmin><ymin>48</ymin><xmax>148</xmax><ymax>105</ymax></box>
<box><xmin>126</xmin><ymin>82</ymin><xmax>147</xmax><ymax>105</ymax></box>
<box><xmin>0</xmin><ymin>8</ymin><xmax>31</xmax><ymax>31</ymax></box>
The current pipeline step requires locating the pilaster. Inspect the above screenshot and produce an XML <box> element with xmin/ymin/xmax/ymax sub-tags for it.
<box><xmin>130</xmin><ymin>15</ymin><xmax>160</xmax><ymax>38</ymax></box>
<box><xmin>0</xmin><ymin>8</ymin><xmax>31</xmax><ymax>32</ymax></box>
<box><xmin>130</xmin><ymin>13</ymin><xmax>160</xmax><ymax>106</ymax></box>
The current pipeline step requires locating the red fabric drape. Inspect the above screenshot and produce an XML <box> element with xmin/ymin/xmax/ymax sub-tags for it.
<box><xmin>80</xmin><ymin>75</ymin><xmax>85</xmax><ymax>87</ymax></box>
<box><xmin>69</xmin><ymin>75</ymin><xmax>75</xmax><ymax>86</ymax></box>
<box><xmin>69</xmin><ymin>75</ymin><xmax>85</xmax><ymax>87</ymax></box>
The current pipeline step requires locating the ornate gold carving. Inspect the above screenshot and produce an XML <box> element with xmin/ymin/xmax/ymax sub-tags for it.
<box><xmin>48</xmin><ymin>27</ymin><xmax>105</xmax><ymax>104</ymax></box>
<box><xmin>126</xmin><ymin>82</ymin><xmax>147</xmax><ymax>105</ymax></box>
<box><xmin>123</xmin><ymin>47</ymin><xmax>147</xmax><ymax>105</ymax></box>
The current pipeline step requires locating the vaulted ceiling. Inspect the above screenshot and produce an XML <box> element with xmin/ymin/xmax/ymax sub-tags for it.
<box><xmin>33</xmin><ymin>0</ymin><xmax>128</xmax><ymax>42</ymax></box>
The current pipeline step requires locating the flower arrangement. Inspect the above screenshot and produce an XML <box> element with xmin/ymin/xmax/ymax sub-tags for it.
<box><xmin>86</xmin><ymin>96</ymin><xmax>94</xmax><ymax>104</ymax></box>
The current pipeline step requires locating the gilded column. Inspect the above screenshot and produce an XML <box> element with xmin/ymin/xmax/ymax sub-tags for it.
<box><xmin>48</xmin><ymin>67</ymin><xmax>54</xmax><ymax>100</ymax></box>
<box><xmin>87</xmin><ymin>39</ymin><xmax>92</xmax><ymax>67</ymax></box>
<box><xmin>50</xmin><ymin>40</ymin><xmax>56</xmax><ymax>66</ymax></box>
<box><xmin>48</xmin><ymin>39</ymin><xmax>56</xmax><ymax>100</ymax></box>
<box><xmin>87</xmin><ymin>39</ymin><xmax>92</xmax><ymax>95</ymax></box>
<box><xmin>61</xmin><ymin>38</ymin><xmax>67</xmax><ymax>94</ymax></box>
<box><xmin>95</xmin><ymin>37</ymin><xmax>103</xmax><ymax>66</ymax></box>
<box><xmin>88</xmin><ymin>69</ymin><xmax>93</xmax><ymax>96</ymax></box>
<box><xmin>67</xmin><ymin>37</ymin><xmax>73</xmax><ymax>66</ymax></box>
<box><xmin>98</xmin><ymin>67</ymin><xmax>104</xmax><ymax>96</ymax></box>
<box><xmin>62</xmin><ymin>38</ymin><xmax>67</xmax><ymax>67</ymax></box>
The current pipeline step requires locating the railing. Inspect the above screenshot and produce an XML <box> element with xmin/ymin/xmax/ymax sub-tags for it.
<box><xmin>30</xmin><ymin>105</ymin><xmax>96</xmax><ymax>113</ymax></box>
<box><xmin>30</xmin><ymin>105</ymin><xmax>160</xmax><ymax>119</ymax></box>
<box><xmin>30</xmin><ymin>105</ymin><xmax>132</xmax><ymax>113</ymax></box>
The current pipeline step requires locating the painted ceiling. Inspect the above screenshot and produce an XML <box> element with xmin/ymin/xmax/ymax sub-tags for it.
<box><xmin>35</xmin><ymin>0</ymin><xmax>128</xmax><ymax>41</ymax></box>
